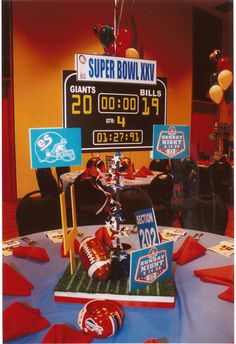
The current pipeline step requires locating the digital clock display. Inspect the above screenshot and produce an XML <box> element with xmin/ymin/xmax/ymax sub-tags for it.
<box><xmin>98</xmin><ymin>93</ymin><xmax>139</xmax><ymax>114</ymax></box>
<box><xmin>93</xmin><ymin>130</ymin><xmax>143</xmax><ymax>145</ymax></box>
<box><xmin>63</xmin><ymin>70</ymin><xmax>167</xmax><ymax>151</ymax></box>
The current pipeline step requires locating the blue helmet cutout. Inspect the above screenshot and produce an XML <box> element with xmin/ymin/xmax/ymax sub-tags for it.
<box><xmin>35</xmin><ymin>131</ymin><xmax>75</xmax><ymax>163</ymax></box>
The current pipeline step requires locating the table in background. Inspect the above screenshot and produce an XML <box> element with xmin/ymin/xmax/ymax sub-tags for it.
<box><xmin>3</xmin><ymin>226</ymin><xmax>234</xmax><ymax>343</ymax></box>
<box><xmin>60</xmin><ymin>170</ymin><xmax>161</xmax><ymax>193</ymax></box>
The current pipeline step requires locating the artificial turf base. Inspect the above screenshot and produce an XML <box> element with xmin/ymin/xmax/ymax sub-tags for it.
<box><xmin>54</xmin><ymin>258</ymin><xmax>176</xmax><ymax>308</ymax></box>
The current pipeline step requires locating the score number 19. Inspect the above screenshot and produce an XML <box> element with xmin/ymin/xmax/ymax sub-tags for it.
<box><xmin>142</xmin><ymin>97</ymin><xmax>159</xmax><ymax>116</ymax></box>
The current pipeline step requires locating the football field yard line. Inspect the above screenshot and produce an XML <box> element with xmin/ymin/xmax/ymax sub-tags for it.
<box><xmin>126</xmin><ymin>281</ymin><xmax>129</xmax><ymax>294</ymax></box>
<box><xmin>96</xmin><ymin>280</ymin><xmax>101</xmax><ymax>293</ymax></box>
<box><xmin>85</xmin><ymin>276</ymin><xmax>93</xmax><ymax>292</ymax></box>
<box><xmin>115</xmin><ymin>280</ymin><xmax>120</xmax><ymax>293</ymax></box>
<box><xmin>156</xmin><ymin>282</ymin><xmax>160</xmax><ymax>295</ymax></box>
<box><xmin>76</xmin><ymin>272</ymin><xmax>86</xmax><ymax>291</ymax></box>
<box><xmin>66</xmin><ymin>262</ymin><xmax>81</xmax><ymax>291</ymax></box>
<box><xmin>105</xmin><ymin>279</ymin><xmax>111</xmax><ymax>293</ymax></box>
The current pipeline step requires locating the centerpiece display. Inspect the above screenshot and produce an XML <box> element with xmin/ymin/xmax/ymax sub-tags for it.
<box><xmin>54</xmin><ymin>152</ymin><xmax>176</xmax><ymax>308</ymax></box>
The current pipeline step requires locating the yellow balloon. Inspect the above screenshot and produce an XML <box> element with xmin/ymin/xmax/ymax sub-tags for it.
<box><xmin>218</xmin><ymin>70</ymin><xmax>233</xmax><ymax>90</ymax></box>
<box><xmin>209</xmin><ymin>85</ymin><xmax>224</xmax><ymax>104</ymax></box>
<box><xmin>126</xmin><ymin>48</ymin><xmax>140</xmax><ymax>59</ymax></box>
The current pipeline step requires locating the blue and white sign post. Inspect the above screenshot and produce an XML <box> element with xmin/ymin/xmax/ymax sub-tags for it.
<box><xmin>29</xmin><ymin>128</ymin><xmax>82</xmax><ymax>168</ymax></box>
<box><xmin>129</xmin><ymin>241</ymin><xmax>173</xmax><ymax>292</ymax></box>
<box><xmin>135</xmin><ymin>207</ymin><xmax>160</xmax><ymax>249</ymax></box>
<box><xmin>153</xmin><ymin>125</ymin><xmax>190</xmax><ymax>159</ymax></box>
<box><xmin>128</xmin><ymin>207</ymin><xmax>173</xmax><ymax>292</ymax></box>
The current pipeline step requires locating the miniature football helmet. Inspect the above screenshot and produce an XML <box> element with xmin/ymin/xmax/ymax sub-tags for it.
<box><xmin>78</xmin><ymin>299</ymin><xmax>124</xmax><ymax>338</ymax></box>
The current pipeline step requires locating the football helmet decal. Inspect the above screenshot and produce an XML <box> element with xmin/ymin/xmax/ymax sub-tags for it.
<box><xmin>35</xmin><ymin>132</ymin><xmax>75</xmax><ymax>163</ymax></box>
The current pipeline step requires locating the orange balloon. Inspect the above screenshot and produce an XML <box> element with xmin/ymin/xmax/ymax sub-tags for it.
<box><xmin>218</xmin><ymin>70</ymin><xmax>233</xmax><ymax>90</ymax></box>
<box><xmin>209</xmin><ymin>85</ymin><xmax>224</xmax><ymax>104</ymax></box>
<box><xmin>125</xmin><ymin>48</ymin><xmax>140</xmax><ymax>59</ymax></box>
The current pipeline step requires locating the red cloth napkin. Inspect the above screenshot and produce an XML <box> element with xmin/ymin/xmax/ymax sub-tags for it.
<box><xmin>172</xmin><ymin>235</ymin><xmax>206</xmax><ymax>265</ymax></box>
<box><xmin>3</xmin><ymin>302</ymin><xmax>50</xmax><ymax>341</ymax></box>
<box><xmin>218</xmin><ymin>284</ymin><xmax>234</xmax><ymax>303</ymax></box>
<box><xmin>124</xmin><ymin>171</ymin><xmax>136</xmax><ymax>180</ymax></box>
<box><xmin>135</xmin><ymin>169</ymin><xmax>147</xmax><ymax>178</ymax></box>
<box><xmin>140</xmin><ymin>166</ymin><xmax>154</xmax><ymax>175</ymax></box>
<box><xmin>3</xmin><ymin>263</ymin><xmax>34</xmax><ymax>296</ymax></box>
<box><xmin>194</xmin><ymin>265</ymin><xmax>234</xmax><ymax>302</ymax></box>
<box><xmin>41</xmin><ymin>324</ymin><xmax>93</xmax><ymax>343</ymax></box>
<box><xmin>144</xmin><ymin>338</ymin><xmax>159</xmax><ymax>343</ymax></box>
<box><xmin>194</xmin><ymin>265</ymin><xmax>234</xmax><ymax>285</ymax></box>
<box><xmin>12</xmin><ymin>246</ymin><xmax>50</xmax><ymax>262</ymax></box>
<box><xmin>60</xmin><ymin>239</ymin><xmax>80</xmax><ymax>257</ymax></box>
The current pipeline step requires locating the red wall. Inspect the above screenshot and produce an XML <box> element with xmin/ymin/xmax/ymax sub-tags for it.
<box><xmin>190</xmin><ymin>111</ymin><xmax>217</xmax><ymax>160</ymax></box>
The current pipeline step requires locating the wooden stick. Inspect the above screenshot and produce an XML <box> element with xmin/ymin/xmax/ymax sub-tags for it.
<box><xmin>70</xmin><ymin>184</ymin><xmax>77</xmax><ymax>229</ymax></box>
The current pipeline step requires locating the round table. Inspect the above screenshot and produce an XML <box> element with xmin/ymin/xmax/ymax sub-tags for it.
<box><xmin>60</xmin><ymin>170</ymin><xmax>161</xmax><ymax>192</ymax></box>
<box><xmin>3</xmin><ymin>226</ymin><xmax>234</xmax><ymax>343</ymax></box>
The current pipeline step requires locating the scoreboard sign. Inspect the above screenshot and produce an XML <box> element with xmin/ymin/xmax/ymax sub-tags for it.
<box><xmin>63</xmin><ymin>54</ymin><xmax>166</xmax><ymax>152</ymax></box>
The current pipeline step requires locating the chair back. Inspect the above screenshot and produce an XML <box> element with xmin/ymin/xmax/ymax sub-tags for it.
<box><xmin>73</xmin><ymin>175</ymin><xmax>108</xmax><ymax>225</ymax></box>
<box><xmin>119</xmin><ymin>157</ymin><xmax>131</xmax><ymax>172</ymax></box>
<box><xmin>119</xmin><ymin>187</ymin><xmax>153</xmax><ymax>224</ymax></box>
<box><xmin>149</xmin><ymin>159</ymin><xmax>170</xmax><ymax>172</ymax></box>
<box><xmin>36</xmin><ymin>168</ymin><xmax>59</xmax><ymax>198</ymax></box>
<box><xmin>16</xmin><ymin>192</ymin><xmax>61</xmax><ymax>236</ymax></box>
<box><xmin>147</xmin><ymin>173</ymin><xmax>174</xmax><ymax>207</ymax></box>
<box><xmin>147</xmin><ymin>173</ymin><xmax>175</xmax><ymax>226</ymax></box>
<box><xmin>208</xmin><ymin>162</ymin><xmax>222</xmax><ymax>196</ymax></box>
<box><xmin>182</xmin><ymin>159</ymin><xmax>198</xmax><ymax>197</ymax></box>
<box><xmin>170</xmin><ymin>159</ymin><xmax>184</xmax><ymax>184</ymax></box>
<box><xmin>182</xmin><ymin>193</ymin><xmax>228</xmax><ymax>235</ymax></box>
<box><xmin>55</xmin><ymin>166</ymin><xmax>70</xmax><ymax>188</ymax></box>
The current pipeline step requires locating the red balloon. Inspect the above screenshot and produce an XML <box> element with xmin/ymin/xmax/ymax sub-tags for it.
<box><xmin>105</xmin><ymin>41</ymin><xmax>126</xmax><ymax>57</ymax></box>
<box><xmin>217</xmin><ymin>56</ymin><xmax>231</xmax><ymax>72</ymax></box>
<box><xmin>117</xmin><ymin>28</ymin><xmax>131</xmax><ymax>49</ymax></box>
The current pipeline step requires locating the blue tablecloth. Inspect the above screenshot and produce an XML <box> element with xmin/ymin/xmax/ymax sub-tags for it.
<box><xmin>3</xmin><ymin>226</ymin><xmax>234</xmax><ymax>343</ymax></box>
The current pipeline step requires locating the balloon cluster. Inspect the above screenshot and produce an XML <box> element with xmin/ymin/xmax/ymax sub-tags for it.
<box><xmin>93</xmin><ymin>24</ymin><xmax>140</xmax><ymax>58</ymax></box>
<box><xmin>208</xmin><ymin>49</ymin><xmax>233</xmax><ymax>104</ymax></box>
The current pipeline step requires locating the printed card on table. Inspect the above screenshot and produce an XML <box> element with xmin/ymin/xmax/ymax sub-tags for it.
<box><xmin>45</xmin><ymin>229</ymin><xmax>83</xmax><ymax>243</ymax></box>
<box><xmin>45</xmin><ymin>230</ymin><xmax>64</xmax><ymax>243</ymax></box>
<box><xmin>129</xmin><ymin>241</ymin><xmax>173</xmax><ymax>292</ymax></box>
<box><xmin>135</xmin><ymin>208</ymin><xmax>160</xmax><ymax>249</ymax></box>
<box><xmin>161</xmin><ymin>228</ymin><xmax>187</xmax><ymax>242</ymax></box>
<box><xmin>29</xmin><ymin>127</ymin><xmax>82</xmax><ymax>168</ymax></box>
<box><xmin>152</xmin><ymin>124</ymin><xmax>190</xmax><ymax>159</ymax></box>
<box><xmin>2</xmin><ymin>240</ymin><xmax>21</xmax><ymax>256</ymax></box>
<box><xmin>208</xmin><ymin>240</ymin><xmax>234</xmax><ymax>257</ymax></box>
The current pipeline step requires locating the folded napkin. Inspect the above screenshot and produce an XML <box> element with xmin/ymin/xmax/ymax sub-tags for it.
<box><xmin>194</xmin><ymin>265</ymin><xmax>234</xmax><ymax>303</ymax></box>
<box><xmin>124</xmin><ymin>172</ymin><xmax>136</xmax><ymax>180</ymax></box>
<box><xmin>194</xmin><ymin>265</ymin><xmax>234</xmax><ymax>285</ymax></box>
<box><xmin>199</xmin><ymin>276</ymin><xmax>232</xmax><ymax>286</ymax></box>
<box><xmin>41</xmin><ymin>324</ymin><xmax>93</xmax><ymax>343</ymax></box>
<box><xmin>172</xmin><ymin>235</ymin><xmax>206</xmax><ymax>265</ymax></box>
<box><xmin>144</xmin><ymin>338</ymin><xmax>159</xmax><ymax>343</ymax></box>
<box><xmin>218</xmin><ymin>284</ymin><xmax>234</xmax><ymax>303</ymax></box>
<box><xmin>3</xmin><ymin>302</ymin><xmax>50</xmax><ymax>341</ymax></box>
<box><xmin>12</xmin><ymin>246</ymin><xmax>50</xmax><ymax>262</ymax></box>
<box><xmin>140</xmin><ymin>166</ymin><xmax>154</xmax><ymax>175</ymax></box>
<box><xmin>60</xmin><ymin>239</ymin><xmax>80</xmax><ymax>257</ymax></box>
<box><xmin>135</xmin><ymin>169</ymin><xmax>147</xmax><ymax>178</ymax></box>
<box><xmin>3</xmin><ymin>263</ymin><xmax>34</xmax><ymax>296</ymax></box>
